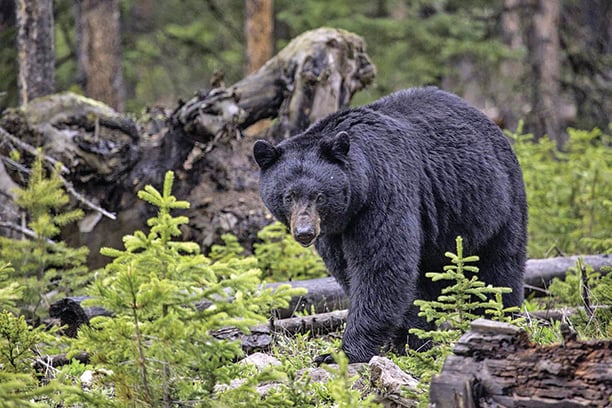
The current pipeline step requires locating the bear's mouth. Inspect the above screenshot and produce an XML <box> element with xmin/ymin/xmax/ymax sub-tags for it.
<box><xmin>290</xmin><ymin>216</ymin><xmax>320</xmax><ymax>247</ymax></box>
<box><xmin>294</xmin><ymin>233</ymin><xmax>317</xmax><ymax>247</ymax></box>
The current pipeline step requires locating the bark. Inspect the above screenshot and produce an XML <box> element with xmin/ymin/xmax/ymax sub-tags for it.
<box><xmin>76</xmin><ymin>0</ymin><xmax>125</xmax><ymax>112</ymax></box>
<box><xmin>16</xmin><ymin>0</ymin><xmax>55</xmax><ymax>106</ymax></box>
<box><xmin>245</xmin><ymin>0</ymin><xmax>274</xmax><ymax>74</ymax></box>
<box><xmin>0</xmin><ymin>27</ymin><xmax>375</xmax><ymax>267</ymax></box>
<box><xmin>528</xmin><ymin>0</ymin><xmax>565</xmax><ymax>147</ymax></box>
<box><xmin>430</xmin><ymin>319</ymin><xmax>611</xmax><ymax>407</ymax></box>
<box><xmin>561</xmin><ymin>0</ymin><xmax>612</xmax><ymax>131</ymax></box>
<box><xmin>497</xmin><ymin>0</ymin><xmax>528</xmax><ymax>131</ymax></box>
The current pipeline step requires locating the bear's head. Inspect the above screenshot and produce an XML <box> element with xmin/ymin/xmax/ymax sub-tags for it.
<box><xmin>253</xmin><ymin>131</ymin><xmax>352</xmax><ymax>247</ymax></box>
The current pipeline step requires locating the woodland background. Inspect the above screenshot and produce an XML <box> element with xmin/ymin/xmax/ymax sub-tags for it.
<box><xmin>1</xmin><ymin>0</ymin><xmax>610</xmax><ymax>142</ymax></box>
<box><xmin>0</xmin><ymin>1</ymin><xmax>610</xmax><ymax>406</ymax></box>
<box><xmin>1</xmin><ymin>0</ymin><xmax>610</xmax><ymax>267</ymax></box>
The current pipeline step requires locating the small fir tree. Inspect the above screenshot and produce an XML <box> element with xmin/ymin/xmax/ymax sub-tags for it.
<box><xmin>410</xmin><ymin>236</ymin><xmax>521</xmax><ymax>343</ymax></box>
<box><xmin>396</xmin><ymin>236</ymin><xmax>521</xmax><ymax>406</ymax></box>
<box><xmin>0</xmin><ymin>152</ymin><xmax>89</xmax><ymax>320</ymax></box>
<box><xmin>254</xmin><ymin>221</ymin><xmax>327</xmax><ymax>282</ymax></box>
<box><xmin>71</xmin><ymin>171</ymin><xmax>303</xmax><ymax>406</ymax></box>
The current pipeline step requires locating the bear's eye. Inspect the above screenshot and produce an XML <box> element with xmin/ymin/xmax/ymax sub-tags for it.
<box><xmin>283</xmin><ymin>191</ymin><xmax>295</xmax><ymax>206</ymax></box>
<box><xmin>316</xmin><ymin>193</ymin><xmax>326</xmax><ymax>205</ymax></box>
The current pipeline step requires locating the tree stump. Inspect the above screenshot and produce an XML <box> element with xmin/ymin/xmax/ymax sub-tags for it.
<box><xmin>0</xmin><ymin>28</ymin><xmax>375</xmax><ymax>267</ymax></box>
<box><xmin>429</xmin><ymin>319</ymin><xmax>612</xmax><ymax>407</ymax></box>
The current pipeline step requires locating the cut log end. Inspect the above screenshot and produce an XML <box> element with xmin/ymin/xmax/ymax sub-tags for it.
<box><xmin>431</xmin><ymin>319</ymin><xmax>612</xmax><ymax>408</ymax></box>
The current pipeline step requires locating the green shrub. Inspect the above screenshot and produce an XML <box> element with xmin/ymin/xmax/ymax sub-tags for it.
<box><xmin>71</xmin><ymin>171</ymin><xmax>304</xmax><ymax>406</ymax></box>
<box><xmin>253</xmin><ymin>221</ymin><xmax>327</xmax><ymax>282</ymax></box>
<box><xmin>211</xmin><ymin>222</ymin><xmax>327</xmax><ymax>283</ymax></box>
<box><xmin>0</xmin><ymin>309</ymin><xmax>91</xmax><ymax>406</ymax></box>
<box><xmin>547</xmin><ymin>258</ymin><xmax>611</xmax><ymax>339</ymax></box>
<box><xmin>509</xmin><ymin>124</ymin><xmax>612</xmax><ymax>257</ymax></box>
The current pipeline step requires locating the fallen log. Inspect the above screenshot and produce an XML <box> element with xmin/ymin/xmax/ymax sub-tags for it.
<box><xmin>272</xmin><ymin>254</ymin><xmax>611</xmax><ymax>318</ymax></box>
<box><xmin>210</xmin><ymin>309</ymin><xmax>349</xmax><ymax>354</ymax></box>
<box><xmin>49</xmin><ymin>254</ymin><xmax>611</xmax><ymax>325</ymax></box>
<box><xmin>429</xmin><ymin>319</ymin><xmax>612</xmax><ymax>407</ymax></box>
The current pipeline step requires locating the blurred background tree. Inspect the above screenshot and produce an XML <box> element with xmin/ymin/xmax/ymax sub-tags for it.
<box><xmin>0</xmin><ymin>0</ymin><xmax>610</xmax><ymax>143</ymax></box>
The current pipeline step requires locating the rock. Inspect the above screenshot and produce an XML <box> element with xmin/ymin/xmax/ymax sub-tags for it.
<box><xmin>239</xmin><ymin>352</ymin><xmax>282</xmax><ymax>370</ymax></box>
<box><xmin>369</xmin><ymin>356</ymin><xmax>420</xmax><ymax>407</ymax></box>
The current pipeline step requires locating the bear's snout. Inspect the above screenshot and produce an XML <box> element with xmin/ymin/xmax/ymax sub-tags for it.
<box><xmin>290</xmin><ymin>204</ymin><xmax>320</xmax><ymax>247</ymax></box>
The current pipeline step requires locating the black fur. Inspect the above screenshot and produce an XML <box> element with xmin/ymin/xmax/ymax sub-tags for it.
<box><xmin>254</xmin><ymin>87</ymin><xmax>527</xmax><ymax>363</ymax></box>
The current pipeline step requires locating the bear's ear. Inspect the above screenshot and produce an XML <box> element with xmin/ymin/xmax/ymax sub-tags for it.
<box><xmin>321</xmin><ymin>131</ymin><xmax>350</xmax><ymax>162</ymax></box>
<box><xmin>253</xmin><ymin>140</ymin><xmax>280</xmax><ymax>169</ymax></box>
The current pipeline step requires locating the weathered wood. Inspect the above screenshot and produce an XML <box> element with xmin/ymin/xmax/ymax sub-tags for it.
<box><xmin>176</xmin><ymin>27</ymin><xmax>374</xmax><ymax>144</ymax></box>
<box><xmin>0</xmin><ymin>28</ymin><xmax>375</xmax><ymax>268</ymax></box>
<box><xmin>48</xmin><ymin>297</ymin><xmax>91</xmax><ymax>338</ymax></box>
<box><xmin>369</xmin><ymin>356</ymin><xmax>420</xmax><ymax>407</ymax></box>
<box><xmin>33</xmin><ymin>352</ymin><xmax>90</xmax><ymax>373</ymax></box>
<box><xmin>272</xmin><ymin>309</ymin><xmax>348</xmax><ymax>336</ymax></box>
<box><xmin>523</xmin><ymin>254</ymin><xmax>611</xmax><ymax>293</ymax></box>
<box><xmin>430</xmin><ymin>319</ymin><xmax>612</xmax><ymax>407</ymax></box>
<box><xmin>272</xmin><ymin>254</ymin><xmax>611</xmax><ymax>317</ymax></box>
<box><xmin>48</xmin><ymin>254</ymin><xmax>612</xmax><ymax>325</ymax></box>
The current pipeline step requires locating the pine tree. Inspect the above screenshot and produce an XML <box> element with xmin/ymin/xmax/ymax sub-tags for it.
<box><xmin>72</xmin><ymin>171</ymin><xmax>302</xmax><ymax>406</ymax></box>
<box><xmin>0</xmin><ymin>152</ymin><xmax>89</xmax><ymax>321</ymax></box>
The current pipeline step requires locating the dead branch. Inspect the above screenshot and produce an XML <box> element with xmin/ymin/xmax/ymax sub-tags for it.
<box><xmin>49</xmin><ymin>254</ymin><xmax>612</xmax><ymax>326</ymax></box>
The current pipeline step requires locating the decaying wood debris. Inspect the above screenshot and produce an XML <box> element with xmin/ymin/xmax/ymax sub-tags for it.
<box><xmin>429</xmin><ymin>319</ymin><xmax>612</xmax><ymax>407</ymax></box>
<box><xmin>0</xmin><ymin>27</ymin><xmax>375</xmax><ymax>267</ymax></box>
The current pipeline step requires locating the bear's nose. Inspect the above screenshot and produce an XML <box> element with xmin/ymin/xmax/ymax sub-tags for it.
<box><xmin>294</xmin><ymin>226</ymin><xmax>316</xmax><ymax>247</ymax></box>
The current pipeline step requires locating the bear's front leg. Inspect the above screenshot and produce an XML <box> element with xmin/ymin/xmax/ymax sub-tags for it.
<box><xmin>340</xmin><ymin>235</ymin><xmax>421</xmax><ymax>363</ymax></box>
<box><xmin>315</xmin><ymin>235</ymin><xmax>350</xmax><ymax>295</ymax></box>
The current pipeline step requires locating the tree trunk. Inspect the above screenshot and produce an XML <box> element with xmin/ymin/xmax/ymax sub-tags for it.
<box><xmin>496</xmin><ymin>0</ymin><xmax>528</xmax><ymax>132</ymax></box>
<box><xmin>528</xmin><ymin>0</ymin><xmax>565</xmax><ymax>147</ymax></box>
<box><xmin>430</xmin><ymin>319</ymin><xmax>611</xmax><ymax>407</ymax></box>
<box><xmin>76</xmin><ymin>0</ymin><xmax>125</xmax><ymax>112</ymax></box>
<box><xmin>244</xmin><ymin>0</ymin><xmax>274</xmax><ymax>75</ymax></box>
<box><xmin>561</xmin><ymin>0</ymin><xmax>612</xmax><ymax>131</ymax></box>
<box><xmin>15</xmin><ymin>0</ymin><xmax>55</xmax><ymax>106</ymax></box>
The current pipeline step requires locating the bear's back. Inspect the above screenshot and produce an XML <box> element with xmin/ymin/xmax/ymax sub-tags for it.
<box><xmin>367</xmin><ymin>87</ymin><xmax>501</xmax><ymax>141</ymax></box>
<box><xmin>365</xmin><ymin>87</ymin><xmax>526</xmax><ymax>260</ymax></box>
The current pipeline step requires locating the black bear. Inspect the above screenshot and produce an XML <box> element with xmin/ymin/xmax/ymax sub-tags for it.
<box><xmin>253</xmin><ymin>87</ymin><xmax>527</xmax><ymax>363</ymax></box>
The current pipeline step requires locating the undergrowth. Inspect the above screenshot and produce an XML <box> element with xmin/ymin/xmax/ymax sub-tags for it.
<box><xmin>509</xmin><ymin>123</ymin><xmax>611</xmax><ymax>257</ymax></box>
<box><xmin>0</xmin><ymin>152</ymin><xmax>89</xmax><ymax>322</ymax></box>
<box><xmin>0</xmin><ymin>128</ymin><xmax>610</xmax><ymax>406</ymax></box>
<box><xmin>210</xmin><ymin>221</ymin><xmax>327</xmax><ymax>282</ymax></box>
